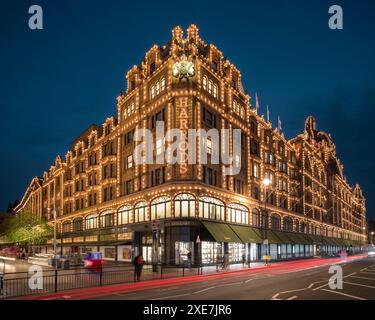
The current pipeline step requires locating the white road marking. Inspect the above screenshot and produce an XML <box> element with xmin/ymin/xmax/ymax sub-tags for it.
<box><xmin>312</xmin><ymin>272</ymin><xmax>357</xmax><ymax>291</ymax></box>
<box><xmin>287</xmin><ymin>296</ymin><xmax>298</xmax><ymax>300</ymax></box>
<box><xmin>271</xmin><ymin>287</ymin><xmax>308</xmax><ymax>299</ymax></box>
<box><xmin>245</xmin><ymin>279</ymin><xmax>254</xmax><ymax>283</ymax></box>
<box><xmin>194</xmin><ymin>287</ymin><xmax>215</xmax><ymax>294</ymax></box>
<box><xmin>350</xmin><ymin>276</ymin><xmax>375</xmax><ymax>281</ymax></box>
<box><xmin>344</xmin><ymin>281</ymin><xmax>375</xmax><ymax>289</ymax></box>
<box><xmin>360</xmin><ymin>271</ymin><xmax>375</xmax><ymax>275</ymax></box>
<box><xmin>320</xmin><ymin>289</ymin><xmax>367</xmax><ymax>300</ymax></box>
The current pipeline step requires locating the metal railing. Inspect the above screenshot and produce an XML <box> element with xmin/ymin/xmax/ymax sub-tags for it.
<box><xmin>0</xmin><ymin>263</ymin><xmax>209</xmax><ymax>299</ymax></box>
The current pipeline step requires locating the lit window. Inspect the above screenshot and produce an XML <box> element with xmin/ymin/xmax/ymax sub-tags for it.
<box><xmin>156</xmin><ymin>139</ymin><xmax>164</xmax><ymax>156</ymax></box>
<box><xmin>235</xmin><ymin>154</ymin><xmax>240</xmax><ymax>168</ymax></box>
<box><xmin>253</xmin><ymin>163</ymin><xmax>259</xmax><ymax>178</ymax></box>
<box><xmin>207</xmin><ymin>137</ymin><xmax>212</xmax><ymax>155</ymax></box>
<box><xmin>151</xmin><ymin>85</ymin><xmax>155</xmax><ymax>99</ymax></box>
<box><xmin>213</xmin><ymin>84</ymin><xmax>218</xmax><ymax>98</ymax></box>
<box><xmin>151</xmin><ymin>196</ymin><xmax>171</xmax><ymax>220</ymax></box>
<box><xmin>208</xmin><ymin>80</ymin><xmax>213</xmax><ymax>94</ymax></box>
<box><xmin>118</xmin><ymin>206</ymin><xmax>132</xmax><ymax>225</ymax></box>
<box><xmin>161</xmin><ymin>78</ymin><xmax>166</xmax><ymax>91</ymax></box>
<box><xmin>240</xmin><ymin>106</ymin><xmax>245</xmax><ymax>119</ymax></box>
<box><xmin>175</xmin><ymin>193</ymin><xmax>196</xmax><ymax>217</ymax></box>
<box><xmin>203</xmin><ymin>76</ymin><xmax>207</xmax><ymax>90</ymax></box>
<box><xmin>127</xmin><ymin>155</ymin><xmax>133</xmax><ymax>169</ymax></box>
<box><xmin>156</xmin><ymin>81</ymin><xmax>160</xmax><ymax>95</ymax></box>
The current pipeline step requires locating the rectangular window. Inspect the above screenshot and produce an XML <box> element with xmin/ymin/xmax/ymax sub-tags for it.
<box><xmin>127</xmin><ymin>155</ymin><xmax>133</xmax><ymax>169</ymax></box>
<box><xmin>206</xmin><ymin>137</ymin><xmax>212</xmax><ymax>155</ymax></box>
<box><xmin>156</xmin><ymin>138</ymin><xmax>164</xmax><ymax>156</ymax></box>
<box><xmin>126</xmin><ymin>180</ymin><xmax>133</xmax><ymax>195</ymax></box>
<box><xmin>253</xmin><ymin>163</ymin><xmax>259</xmax><ymax>178</ymax></box>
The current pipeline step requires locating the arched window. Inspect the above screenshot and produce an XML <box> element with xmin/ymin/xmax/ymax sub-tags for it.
<box><xmin>202</xmin><ymin>76</ymin><xmax>207</xmax><ymax>90</ymax></box>
<box><xmin>151</xmin><ymin>196</ymin><xmax>171</xmax><ymax>220</ymax></box>
<box><xmin>175</xmin><ymin>193</ymin><xmax>196</xmax><ymax>217</ymax></box>
<box><xmin>199</xmin><ymin>197</ymin><xmax>225</xmax><ymax>221</ymax></box>
<box><xmin>100</xmin><ymin>210</ymin><xmax>115</xmax><ymax>228</ymax></box>
<box><xmin>300</xmin><ymin>221</ymin><xmax>306</xmax><ymax>233</ymax></box>
<box><xmin>118</xmin><ymin>206</ymin><xmax>133</xmax><ymax>225</ymax></box>
<box><xmin>252</xmin><ymin>208</ymin><xmax>260</xmax><ymax>227</ymax></box>
<box><xmin>85</xmin><ymin>214</ymin><xmax>98</xmax><ymax>230</ymax></box>
<box><xmin>271</xmin><ymin>215</ymin><xmax>281</xmax><ymax>230</ymax></box>
<box><xmin>208</xmin><ymin>80</ymin><xmax>213</xmax><ymax>94</ymax></box>
<box><xmin>62</xmin><ymin>221</ymin><xmax>71</xmax><ymax>233</ymax></box>
<box><xmin>213</xmin><ymin>84</ymin><xmax>218</xmax><ymax>98</ymax></box>
<box><xmin>228</xmin><ymin>204</ymin><xmax>249</xmax><ymax>225</ymax></box>
<box><xmin>283</xmin><ymin>217</ymin><xmax>293</xmax><ymax>232</ymax></box>
<box><xmin>295</xmin><ymin>220</ymin><xmax>300</xmax><ymax>232</ymax></box>
<box><xmin>240</xmin><ymin>106</ymin><xmax>245</xmax><ymax>120</ymax></box>
<box><xmin>73</xmin><ymin>218</ymin><xmax>83</xmax><ymax>232</ymax></box>
<box><xmin>156</xmin><ymin>81</ymin><xmax>160</xmax><ymax>95</ymax></box>
<box><xmin>135</xmin><ymin>201</ymin><xmax>147</xmax><ymax>223</ymax></box>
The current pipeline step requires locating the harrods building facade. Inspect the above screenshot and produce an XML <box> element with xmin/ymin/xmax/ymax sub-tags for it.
<box><xmin>15</xmin><ymin>25</ymin><xmax>367</xmax><ymax>265</ymax></box>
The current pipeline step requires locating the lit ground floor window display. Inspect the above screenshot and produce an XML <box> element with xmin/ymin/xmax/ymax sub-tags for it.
<box><xmin>24</xmin><ymin>219</ymin><xmax>363</xmax><ymax>267</ymax></box>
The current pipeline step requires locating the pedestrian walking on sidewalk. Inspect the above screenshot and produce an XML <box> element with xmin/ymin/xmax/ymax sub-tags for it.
<box><xmin>242</xmin><ymin>253</ymin><xmax>246</xmax><ymax>267</ymax></box>
<box><xmin>247</xmin><ymin>253</ymin><xmax>251</xmax><ymax>268</ymax></box>
<box><xmin>133</xmin><ymin>255</ymin><xmax>145</xmax><ymax>282</ymax></box>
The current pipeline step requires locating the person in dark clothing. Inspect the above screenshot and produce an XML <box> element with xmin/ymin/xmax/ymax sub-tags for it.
<box><xmin>133</xmin><ymin>254</ymin><xmax>145</xmax><ymax>281</ymax></box>
<box><xmin>187</xmin><ymin>252</ymin><xmax>192</xmax><ymax>268</ymax></box>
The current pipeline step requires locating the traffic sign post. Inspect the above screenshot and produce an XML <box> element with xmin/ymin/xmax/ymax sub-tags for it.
<box><xmin>196</xmin><ymin>234</ymin><xmax>202</xmax><ymax>274</ymax></box>
<box><xmin>152</xmin><ymin>220</ymin><xmax>159</xmax><ymax>272</ymax></box>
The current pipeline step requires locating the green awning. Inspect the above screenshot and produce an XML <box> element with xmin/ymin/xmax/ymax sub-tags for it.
<box><xmin>265</xmin><ymin>230</ymin><xmax>283</xmax><ymax>244</ymax></box>
<box><xmin>286</xmin><ymin>232</ymin><xmax>312</xmax><ymax>245</ymax></box>
<box><xmin>229</xmin><ymin>225</ymin><xmax>263</xmax><ymax>243</ymax></box>
<box><xmin>202</xmin><ymin>221</ymin><xmax>242</xmax><ymax>243</ymax></box>
<box><xmin>322</xmin><ymin>237</ymin><xmax>337</xmax><ymax>246</ymax></box>
<box><xmin>335</xmin><ymin>239</ymin><xmax>348</xmax><ymax>246</ymax></box>
<box><xmin>307</xmin><ymin>234</ymin><xmax>323</xmax><ymax>244</ymax></box>
<box><xmin>273</xmin><ymin>231</ymin><xmax>294</xmax><ymax>244</ymax></box>
<box><xmin>327</xmin><ymin>237</ymin><xmax>341</xmax><ymax>246</ymax></box>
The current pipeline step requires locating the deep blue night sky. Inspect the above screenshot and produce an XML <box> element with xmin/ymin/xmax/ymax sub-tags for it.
<box><xmin>1</xmin><ymin>0</ymin><xmax>374</xmax><ymax>219</ymax></box>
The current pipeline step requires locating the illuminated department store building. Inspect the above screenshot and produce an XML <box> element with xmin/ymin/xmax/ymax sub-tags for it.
<box><xmin>15</xmin><ymin>25</ymin><xmax>367</xmax><ymax>265</ymax></box>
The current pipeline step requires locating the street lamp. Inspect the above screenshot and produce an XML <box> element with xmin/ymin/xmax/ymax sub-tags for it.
<box><xmin>48</xmin><ymin>207</ymin><xmax>58</xmax><ymax>270</ymax></box>
<box><xmin>262</xmin><ymin>178</ymin><xmax>271</xmax><ymax>264</ymax></box>
<box><xmin>361</xmin><ymin>226</ymin><xmax>366</xmax><ymax>253</ymax></box>
<box><xmin>371</xmin><ymin>232</ymin><xmax>374</xmax><ymax>245</ymax></box>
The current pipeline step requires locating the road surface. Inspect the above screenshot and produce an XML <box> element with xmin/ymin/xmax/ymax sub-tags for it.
<box><xmin>89</xmin><ymin>257</ymin><xmax>375</xmax><ymax>300</ymax></box>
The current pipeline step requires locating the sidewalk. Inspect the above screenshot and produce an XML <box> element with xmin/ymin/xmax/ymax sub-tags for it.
<box><xmin>14</xmin><ymin>254</ymin><xmax>367</xmax><ymax>300</ymax></box>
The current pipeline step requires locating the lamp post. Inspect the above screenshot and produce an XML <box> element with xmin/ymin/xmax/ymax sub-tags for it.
<box><xmin>52</xmin><ymin>208</ymin><xmax>58</xmax><ymax>271</ymax></box>
<box><xmin>361</xmin><ymin>226</ymin><xmax>366</xmax><ymax>253</ymax></box>
<box><xmin>262</xmin><ymin>178</ymin><xmax>271</xmax><ymax>264</ymax></box>
<box><xmin>371</xmin><ymin>232</ymin><xmax>374</xmax><ymax>245</ymax></box>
